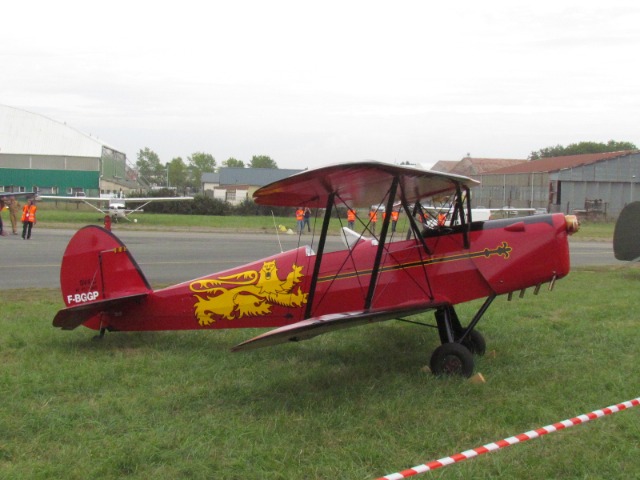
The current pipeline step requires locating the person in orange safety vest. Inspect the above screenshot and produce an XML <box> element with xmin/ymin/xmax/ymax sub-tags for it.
<box><xmin>369</xmin><ymin>208</ymin><xmax>378</xmax><ymax>235</ymax></box>
<box><xmin>21</xmin><ymin>198</ymin><xmax>37</xmax><ymax>240</ymax></box>
<box><xmin>390</xmin><ymin>209</ymin><xmax>399</xmax><ymax>233</ymax></box>
<box><xmin>347</xmin><ymin>208</ymin><xmax>356</xmax><ymax>229</ymax></box>
<box><xmin>295</xmin><ymin>207</ymin><xmax>305</xmax><ymax>234</ymax></box>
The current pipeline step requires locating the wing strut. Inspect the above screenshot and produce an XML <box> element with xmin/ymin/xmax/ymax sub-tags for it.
<box><xmin>81</xmin><ymin>199</ymin><xmax>108</xmax><ymax>215</ymax></box>
<box><xmin>402</xmin><ymin>198</ymin><xmax>431</xmax><ymax>255</ymax></box>
<box><xmin>463</xmin><ymin>185</ymin><xmax>472</xmax><ymax>249</ymax></box>
<box><xmin>304</xmin><ymin>191</ymin><xmax>336</xmax><ymax>319</ymax></box>
<box><xmin>365</xmin><ymin>175</ymin><xmax>399</xmax><ymax>310</ymax></box>
<box><xmin>450</xmin><ymin>183</ymin><xmax>471</xmax><ymax>249</ymax></box>
<box><xmin>126</xmin><ymin>201</ymin><xmax>153</xmax><ymax>215</ymax></box>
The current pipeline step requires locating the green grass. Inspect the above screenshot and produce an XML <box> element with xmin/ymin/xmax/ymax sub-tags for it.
<box><xmin>29</xmin><ymin>203</ymin><xmax>618</xmax><ymax>240</ymax></box>
<box><xmin>571</xmin><ymin>221</ymin><xmax>616</xmax><ymax>241</ymax></box>
<box><xmin>33</xmin><ymin>203</ymin><xmax>348</xmax><ymax>234</ymax></box>
<box><xmin>1</xmin><ymin>267</ymin><xmax>639</xmax><ymax>479</ymax></box>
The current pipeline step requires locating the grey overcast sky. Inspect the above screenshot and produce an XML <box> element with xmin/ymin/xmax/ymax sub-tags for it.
<box><xmin>2</xmin><ymin>0</ymin><xmax>639</xmax><ymax>169</ymax></box>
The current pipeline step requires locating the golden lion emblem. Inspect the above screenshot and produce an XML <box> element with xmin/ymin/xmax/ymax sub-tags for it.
<box><xmin>190</xmin><ymin>260</ymin><xmax>308</xmax><ymax>326</ymax></box>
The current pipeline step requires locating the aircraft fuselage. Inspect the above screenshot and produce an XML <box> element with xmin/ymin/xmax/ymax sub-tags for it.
<box><xmin>61</xmin><ymin>213</ymin><xmax>572</xmax><ymax>333</ymax></box>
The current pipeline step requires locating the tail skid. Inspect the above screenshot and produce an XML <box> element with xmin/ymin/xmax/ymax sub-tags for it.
<box><xmin>54</xmin><ymin>226</ymin><xmax>152</xmax><ymax>330</ymax></box>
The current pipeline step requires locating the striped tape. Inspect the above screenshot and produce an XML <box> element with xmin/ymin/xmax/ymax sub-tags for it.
<box><xmin>377</xmin><ymin>397</ymin><xmax>640</xmax><ymax>480</ymax></box>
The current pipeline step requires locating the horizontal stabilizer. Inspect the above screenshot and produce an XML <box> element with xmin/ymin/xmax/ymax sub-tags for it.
<box><xmin>232</xmin><ymin>306</ymin><xmax>430</xmax><ymax>352</ymax></box>
<box><xmin>53</xmin><ymin>293</ymin><xmax>148</xmax><ymax>330</ymax></box>
<box><xmin>340</xmin><ymin>227</ymin><xmax>367</xmax><ymax>249</ymax></box>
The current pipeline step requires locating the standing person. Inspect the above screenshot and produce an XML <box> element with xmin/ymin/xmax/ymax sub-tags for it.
<box><xmin>391</xmin><ymin>209</ymin><xmax>399</xmax><ymax>233</ymax></box>
<box><xmin>369</xmin><ymin>207</ymin><xmax>378</xmax><ymax>235</ymax></box>
<box><xmin>295</xmin><ymin>207</ymin><xmax>305</xmax><ymax>234</ymax></box>
<box><xmin>21</xmin><ymin>198</ymin><xmax>37</xmax><ymax>240</ymax></box>
<box><xmin>8</xmin><ymin>196</ymin><xmax>20</xmax><ymax>234</ymax></box>
<box><xmin>0</xmin><ymin>198</ymin><xmax>5</xmax><ymax>236</ymax></box>
<box><xmin>303</xmin><ymin>207</ymin><xmax>311</xmax><ymax>232</ymax></box>
<box><xmin>347</xmin><ymin>208</ymin><xmax>356</xmax><ymax>229</ymax></box>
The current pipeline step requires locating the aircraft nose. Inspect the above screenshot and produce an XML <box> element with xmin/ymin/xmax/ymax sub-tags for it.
<box><xmin>565</xmin><ymin>215</ymin><xmax>580</xmax><ymax>235</ymax></box>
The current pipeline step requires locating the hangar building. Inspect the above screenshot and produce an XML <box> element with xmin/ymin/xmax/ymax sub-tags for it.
<box><xmin>472</xmin><ymin>150</ymin><xmax>640</xmax><ymax>218</ymax></box>
<box><xmin>0</xmin><ymin>104</ymin><xmax>135</xmax><ymax>196</ymax></box>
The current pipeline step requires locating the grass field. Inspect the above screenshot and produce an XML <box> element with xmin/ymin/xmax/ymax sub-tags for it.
<box><xmin>34</xmin><ymin>203</ymin><xmax>299</xmax><ymax>232</ymax></box>
<box><xmin>32</xmin><ymin>203</ymin><xmax>618</xmax><ymax>240</ymax></box>
<box><xmin>1</xmin><ymin>264</ymin><xmax>639</xmax><ymax>479</ymax></box>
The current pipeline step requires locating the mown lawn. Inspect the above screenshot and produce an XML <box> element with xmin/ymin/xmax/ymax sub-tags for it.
<box><xmin>33</xmin><ymin>203</ymin><xmax>617</xmax><ymax>240</ymax></box>
<box><xmin>1</xmin><ymin>266</ymin><xmax>639</xmax><ymax>479</ymax></box>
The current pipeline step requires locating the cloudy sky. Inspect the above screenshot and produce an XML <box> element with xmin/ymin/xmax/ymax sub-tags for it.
<box><xmin>2</xmin><ymin>0</ymin><xmax>639</xmax><ymax>169</ymax></box>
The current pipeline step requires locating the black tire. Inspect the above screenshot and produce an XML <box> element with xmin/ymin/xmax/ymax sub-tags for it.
<box><xmin>430</xmin><ymin>343</ymin><xmax>474</xmax><ymax>377</ymax></box>
<box><xmin>461</xmin><ymin>329</ymin><xmax>486</xmax><ymax>356</ymax></box>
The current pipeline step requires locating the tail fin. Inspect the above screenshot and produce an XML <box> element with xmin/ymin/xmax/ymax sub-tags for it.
<box><xmin>53</xmin><ymin>226</ymin><xmax>151</xmax><ymax>329</ymax></box>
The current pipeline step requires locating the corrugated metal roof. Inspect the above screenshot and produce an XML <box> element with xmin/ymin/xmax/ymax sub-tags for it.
<box><xmin>0</xmin><ymin>104</ymin><xmax>116</xmax><ymax>157</ymax></box>
<box><xmin>219</xmin><ymin>167</ymin><xmax>302</xmax><ymax>186</ymax></box>
<box><xmin>487</xmin><ymin>151</ymin><xmax>638</xmax><ymax>174</ymax></box>
<box><xmin>201</xmin><ymin>172</ymin><xmax>220</xmax><ymax>183</ymax></box>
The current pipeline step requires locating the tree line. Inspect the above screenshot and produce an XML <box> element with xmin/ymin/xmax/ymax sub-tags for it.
<box><xmin>134</xmin><ymin>140</ymin><xmax>638</xmax><ymax>217</ymax></box>
<box><xmin>135</xmin><ymin>148</ymin><xmax>278</xmax><ymax>192</ymax></box>
<box><xmin>529</xmin><ymin>140</ymin><xmax>637</xmax><ymax>160</ymax></box>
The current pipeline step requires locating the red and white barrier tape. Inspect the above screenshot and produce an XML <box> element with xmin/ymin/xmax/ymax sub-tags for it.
<box><xmin>377</xmin><ymin>397</ymin><xmax>640</xmax><ymax>480</ymax></box>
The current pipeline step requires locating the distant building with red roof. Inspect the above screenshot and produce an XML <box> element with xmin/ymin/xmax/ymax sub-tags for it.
<box><xmin>432</xmin><ymin>157</ymin><xmax>527</xmax><ymax>178</ymax></box>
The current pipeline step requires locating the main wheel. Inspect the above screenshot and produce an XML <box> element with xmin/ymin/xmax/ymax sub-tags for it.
<box><xmin>461</xmin><ymin>329</ymin><xmax>486</xmax><ymax>356</ymax></box>
<box><xmin>430</xmin><ymin>343</ymin><xmax>474</xmax><ymax>377</ymax></box>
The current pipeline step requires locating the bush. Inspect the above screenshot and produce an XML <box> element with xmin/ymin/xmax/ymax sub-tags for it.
<box><xmin>191</xmin><ymin>196</ymin><xmax>231</xmax><ymax>215</ymax></box>
<box><xmin>141</xmin><ymin>191</ymin><xmax>299</xmax><ymax>217</ymax></box>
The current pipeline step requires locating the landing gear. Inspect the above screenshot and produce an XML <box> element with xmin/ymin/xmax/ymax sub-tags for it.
<box><xmin>461</xmin><ymin>329</ymin><xmax>486</xmax><ymax>356</ymax></box>
<box><xmin>92</xmin><ymin>327</ymin><xmax>106</xmax><ymax>341</ymax></box>
<box><xmin>429</xmin><ymin>297</ymin><xmax>495</xmax><ymax>377</ymax></box>
<box><xmin>430</xmin><ymin>342</ymin><xmax>474</xmax><ymax>377</ymax></box>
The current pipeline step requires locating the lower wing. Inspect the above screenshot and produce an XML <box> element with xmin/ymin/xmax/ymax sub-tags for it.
<box><xmin>232</xmin><ymin>305</ymin><xmax>432</xmax><ymax>352</ymax></box>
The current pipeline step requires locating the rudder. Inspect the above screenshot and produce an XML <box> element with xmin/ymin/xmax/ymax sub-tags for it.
<box><xmin>59</xmin><ymin>225</ymin><xmax>151</xmax><ymax>310</ymax></box>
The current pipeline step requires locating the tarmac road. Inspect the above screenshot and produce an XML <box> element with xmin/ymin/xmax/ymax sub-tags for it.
<box><xmin>0</xmin><ymin>228</ymin><xmax>626</xmax><ymax>290</ymax></box>
<box><xmin>0</xmin><ymin>228</ymin><xmax>346</xmax><ymax>290</ymax></box>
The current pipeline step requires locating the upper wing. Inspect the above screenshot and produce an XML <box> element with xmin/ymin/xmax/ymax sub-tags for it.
<box><xmin>39</xmin><ymin>196</ymin><xmax>193</xmax><ymax>203</ymax></box>
<box><xmin>122</xmin><ymin>197</ymin><xmax>193</xmax><ymax>203</ymax></box>
<box><xmin>39</xmin><ymin>195</ymin><xmax>108</xmax><ymax>214</ymax></box>
<box><xmin>231</xmin><ymin>305</ymin><xmax>432</xmax><ymax>352</ymax></box>
<box><xmin>0</xmin><ymin>191</ymin><xmax>39</xmax><ymax>199</ymax></box>
<box><xmin>39</xmin><ymin>195</ymin><xmax>105</xmax><ymax>201</ymax></box>
<box><xmin>120</xmin><ymin>197</ymin><xmax>193</xmax><ymax>214</ymax></box>
<box><xmin>253</xmin><ymin>161</ymin><xmax>478</xmax><ymax>208</ymax></box>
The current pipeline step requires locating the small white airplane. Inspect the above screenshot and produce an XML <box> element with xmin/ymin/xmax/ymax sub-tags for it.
<box><xmin>40</xmin><ymin>194</ymin><xmax>193</xmax><ymax>221</ymax></box>
<box><xmin>0</xmin><ymin>191</ymin><xmax>38</xmax><ymax>201</ymax></box>
<box><xmin>422</xmin><ymin>204</ymin><xmax>540</xmax><ymax>226</ymax></box>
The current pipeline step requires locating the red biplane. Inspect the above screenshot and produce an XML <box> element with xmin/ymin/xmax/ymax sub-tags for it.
<box><xmin>52</xmin><ymin>162</ymin><xmax>579</xmax><ymax>376</ymax></box>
